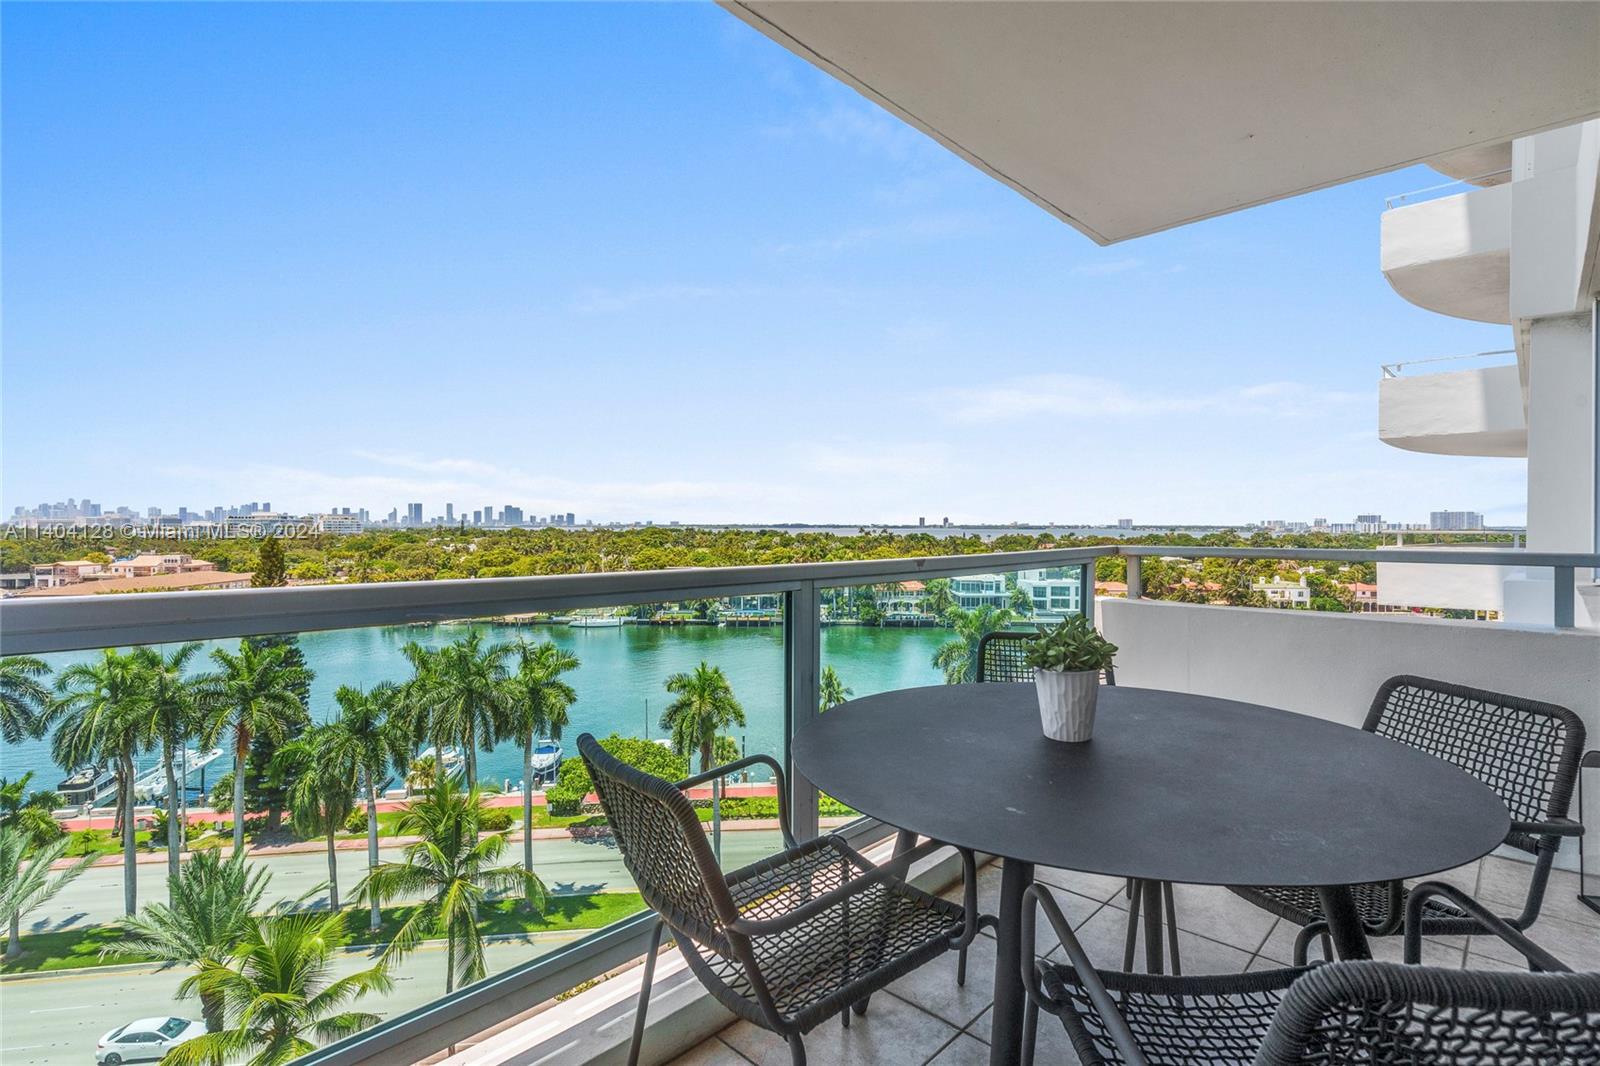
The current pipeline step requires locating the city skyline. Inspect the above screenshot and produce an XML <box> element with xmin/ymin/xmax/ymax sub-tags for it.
<box><xmin>3</xmin><ymin>4</ymin><xmax>1528</xmax><ymax>525</ymax></box>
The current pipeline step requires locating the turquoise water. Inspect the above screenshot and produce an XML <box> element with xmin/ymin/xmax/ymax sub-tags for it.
<box><xmin>3</xmin><ymin>622</ymin><xmax>951</xmax><ymax>790</ymax></box>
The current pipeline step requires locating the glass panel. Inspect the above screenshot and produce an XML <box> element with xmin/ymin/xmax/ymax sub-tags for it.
<box><xmin>0</xmin><ymin>598</ymin><xmax>785</xmax><ymax>1065</ymax></box>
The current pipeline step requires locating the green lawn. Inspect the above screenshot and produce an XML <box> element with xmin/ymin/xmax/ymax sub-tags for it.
<box><xmin>1</xmin><ymin>891</ymin><xmax>648</xmax><ymax>976</ymax></box>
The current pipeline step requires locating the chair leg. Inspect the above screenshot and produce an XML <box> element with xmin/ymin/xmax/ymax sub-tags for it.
<box><xmin>1123</xmin><ymin>879</ymin><xmax>1143</xmax><ymax>971</ymax></box>
<box><xmin>852</xmin><ymin>996</ymin><xmax>870</xmax><ymax>1017</ymax></box>
<box><xmin>787</xmin><ymin>1033</ymin><xmax>807</xmax><ymax>1066</ymax></box>
<box><xmin>1020</xmin><ymin>997</ymin><xmax>1039</xmax><ymax>1066</ymax></box>
<box><xmin>627</xmin><ymin>918</ymin><xmax>666</xmax><ymax>1066</ymax></box>
<box><xmin>957</xmin><ymin>942</ymin><xmax>968</xmax><ymax>987</ymax></box>
<box><xmin>840</xmin><ymin>1006</ymin><xmax>849</xmax><ymax>1029</ymax></box>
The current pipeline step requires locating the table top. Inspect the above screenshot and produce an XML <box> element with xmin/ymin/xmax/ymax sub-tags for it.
<box><xmin>794</xmin><ymin>684</ymin><xmax>1510</xmax><ymax>887</ymax></box>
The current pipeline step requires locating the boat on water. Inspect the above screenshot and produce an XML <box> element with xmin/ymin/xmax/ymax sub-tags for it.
<box><xmin>413</xmin><ymin>746</ymin><xmax>467</xmax><ymax>784</ymax></box>
<box><xmin>57</xmin><ymin>764</ymin><xmax>117</xmax><ymax>806</ymax></box>
<box><xmin>568</xmin><ymin>614</ymin><xmax>623</xmax><ymax>629</ymax></box>
<box><xmin>529</xmin><ymin>739</ymin><xmax>563</xmax><ymax>783</ymax></box>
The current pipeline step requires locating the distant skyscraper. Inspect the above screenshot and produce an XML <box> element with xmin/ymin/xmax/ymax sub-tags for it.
<box><xmin>1117</xmin><ymin>518</ymin><xmax>1133</xmax><ymax>529</ymax></box>
<box><xmin>407</xmin><ymin>502</ymin><xmax>423</xmax><ymax>525</ymax></box>
<box><xmin>1430</xmin><ymin>510</ymin><xmax>1485</xmax><ymax>531</ymax></box>
<box><xmin>565</xmin><ymin>512</ymin><xmax>575</xmax><ymax>526</ymax></box>
<box><xmin>504</xmin><ymin>505</ymin><xmax>524</xmax><ymax>525</ymax></box>
<box><xmin>918</xmin><ymin>516</ymin><xmax>926</xmax><ymax>526</ymax></box>
<box><xmin>484</xmin><ymin>503</ymin><xmax>494</xmax><ymax>524</ymax></box>
<box><xmin>262</xmin><ymin>502</ymin><xmax>270</xmax><ymax>513</ymax></box>
<box><xmin>446</xmin><ymin>503</ymin><xmax>454</xmax><ymax>523</ymax></box>
<box><xmin>472</xmin><ymin>510</ymin><xmax>482</xmax><ymax>525</ymax></box>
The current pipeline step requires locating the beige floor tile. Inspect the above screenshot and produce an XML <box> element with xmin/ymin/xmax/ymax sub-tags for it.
<box><xmin>1167</xmin><ymin>883</ymin><xmax>1277</xmax><ymax>953</ymax></box>
<box><xmin>925</xmin><ymin>1033</ymin><xmax>992</xmax><ymax>1065</ymax></box>
<box><xmin>1034</xmin><ymin>867</ymin><xmax>1128</xmax><ymax>904</ymax></box>
<box><xmin>1476</xmin><ymin>856</ymin><xmax>1598</xmax><ymax>931</ymax></box>
<box><xmin>966</xmin><ymin>1006</ymin><xmax>1084</xmax><ymax>1065</ymax></box>
<box><xmin>668</xmin><ymin>1036</ymin><xmax>756</xmax><ymax>1066</ymax></box>
<box><xmin>1050</xmin><ymin>905</ymin><xmax>1254</xmax><ymax>975</ymax></box>
<box><xmin>886</xmin><ymin>934</ymin><xmax>999</xmax><ymax>1030</ymax></box>
<box><xmin>720</xmin><ymin>993</ymin><xmax>958</xmax><ymax>1066</ymax></box>
<box><xmin>1467</xmin><ymin>912</ymin><xmax>1599</xmax><ymax>969</ymax></box>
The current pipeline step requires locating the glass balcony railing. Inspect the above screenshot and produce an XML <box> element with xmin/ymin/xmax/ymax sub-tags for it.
<box><xmin>0</xmin><ymin>544</ymin><xmax>1591</xmax><ymax>1066</ymax></box>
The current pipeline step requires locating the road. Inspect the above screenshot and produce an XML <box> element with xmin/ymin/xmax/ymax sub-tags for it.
<box><xmin>3</xmin><ymin>828</ymin><xmax>786</xmax><ymax>1066</ymax></box>
<box><xmin>28</xmin><ymin>829</ymin><xmax>784</xmax><ymax>932</ymax></box>
<box><xmin>0</xmin><ymin>933</ymin><xmax>587</xmax><ymax>1066</ymax></box>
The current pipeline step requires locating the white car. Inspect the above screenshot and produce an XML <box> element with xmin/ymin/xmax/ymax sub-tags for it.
<box><xmin>94</xmin><ymin>1017</ymin><xmax>204</xmax><ymax>1064</ymax></box>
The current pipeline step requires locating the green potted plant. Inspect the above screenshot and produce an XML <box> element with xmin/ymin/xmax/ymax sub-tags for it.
<box><xmin>1023</xmin><ymin>615</ymin><xmax>1118</xmax><ymax>742</ymax></box>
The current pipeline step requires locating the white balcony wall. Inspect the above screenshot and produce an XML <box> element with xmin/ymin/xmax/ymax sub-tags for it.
<box><xmin>1377</xmin><ymin>364</ymin><xmax>1526</xmax><ymax>456</ymax></box>
<box><xmin>1099</xmin><ymin>598</ymin><xmax>1600</xmax><ymax>869</ymax></box>
<box><xmin>1381</xmin><ymin>183</ymin><xmax>1511</xmax><ymax>323</ymax></box>
<box><xmin>1375</xmin><ymin>554</ymin><xmax>1514</xmax><ymax>613</ymax></box>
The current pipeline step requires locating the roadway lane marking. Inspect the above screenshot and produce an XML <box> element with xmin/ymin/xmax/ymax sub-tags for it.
<box><xmin>30</xmin><ymin>1005</ymin><xmax>96</xmax><ymax>1013</ymax></box>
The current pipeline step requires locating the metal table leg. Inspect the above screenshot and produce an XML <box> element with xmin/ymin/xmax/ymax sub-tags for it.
<box><xmin>989</xmin><ymin>859</ymin><xmax>1036</xmax><ymax>1066</ymax></box>
<box><xmin>1317</xmin><ymin>885</ymin><xmax>1373</xmax><ymax>961</ymax></box>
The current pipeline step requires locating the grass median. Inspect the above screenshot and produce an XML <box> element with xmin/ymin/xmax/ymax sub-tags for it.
<box><xmin>0</xmin><ymin>891</ymin><xmax>648</xmax><ymax>976</ymax></box>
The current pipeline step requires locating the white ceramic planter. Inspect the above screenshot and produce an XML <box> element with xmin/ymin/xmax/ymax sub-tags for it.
<box><xmin>1034</xmin><ymin>667</ymin><xmax>1100</xmax><ymax>742</ymax></box>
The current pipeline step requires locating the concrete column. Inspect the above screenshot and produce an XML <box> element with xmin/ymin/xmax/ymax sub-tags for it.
<box><xmin>1525</xmin><ymin>312</ymin><xmax>1596</xmax><ymax>553</ymax></box>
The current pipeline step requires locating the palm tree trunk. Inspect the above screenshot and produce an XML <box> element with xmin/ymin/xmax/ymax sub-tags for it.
<box><xmin>165</xmin><ymin>740</ymin><xmax>182</xmax><ymax>882</ymax></box>
<box><xmin>445</xmin><ymin>937</ymin><xmax>456</xmax><ymax>994</ymax></box>
<box><xmin>6</xmin><ymin>912</ymin><xmax>20</xmax><ymax>960</ymax></box>
<box><xmin>200</xmin><ymin>990</ymin><xmax>223</xmax><ymax>1033</ymax></box>
<box><xmin>326</xmin><ymin>828</ymin><xmax>339</xmax><ymax>911</ymax></box>
<box><xmin>365</xmin><ymin>774</ymin><xmax>381</xmax><ymax>932</ymax></box>
<box><xmin>121</xmin><ymin>754</ymin><xmax>137</xmax><ymax>916</ymax></box>
<box><xmin>464</xmin><ymin>722</ymin><xmax>477</xmax><ymax>789</ymax></box>
<box><xmin>232</xmin><ymin>724</ymin><xmax>249</xmax><ymax>854</ymax></box>
<box><xmin>523</xmin><ymin>739</ymin><xmax>534</xmax><ymax>875</ymax></box>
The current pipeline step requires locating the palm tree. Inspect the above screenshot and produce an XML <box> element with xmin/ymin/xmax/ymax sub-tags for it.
<box><xmin>328</xmin><ymin>683</ymin><xmax>409</xmax><ymax>931</ymax></box>
<box><xmin>131</xmin><ymin>643</ymin><xmax>203</xmax><ymax>881</ymax></box>
<box><xmin>818</xmin><ymin>665</ymin><xmax>852</xmax><ymax>711</ymax></box>
<box><xmin>358</xmin><ymin>779</ymin><xmax>546</xmax><ymax>993</ymax></box>
<box><xmin>198</xmin><ymin>640</ymin><xmax>312</xmax><ymax>854</ymax></box>
<box><xmin>0</xmin><ymin>773</ymin><xmax>66</xmax><ymax>850</ymax></box>
<box><xmin>278</xmin><ymin>725</ymin><xmax>359</xmax><ymax>912</ymax></box>
<box><xmin>0</xmin><ymin>827</ymin><xmax>95</xmax><ymax>960</ymax></box>
<box><xmin>922</xmin><ymin>578</ymin><xmax>956</xmax><ymax>622</ymax></box>
<box><xmin>932</xmin><ymin>604</ymin><xmax>1017</xmax><ymax>684</ymax></box>
<box><xmin>50</xmin><ymin>649</ymin><xmax>152</xmax><ymax>916</ymax></box>
<box><xmin>164</xmin><ymin>909</ymin><xmax>392</xmax><ymax>1066</ymax></box>
<box><xmin>660</xmin><ymin>662</ymin><xmax>746</xmax><ymax>774</ymax></box>
<box><xmin>502</xmin><ymin>640</ymin><xmax>579</xmax><ymax>875</ymax></box>
<box><xmin>402</xmin><ymin>632</ymin><xmax>513</xmax><ymax>787</ymax></box>
<box><xmin>0</xmin><ymin>655</ymin><xmax>52</xmax><ymax>743</ymax></box>
<box><xmin>113</xmin><ymin>849</ymin><xmax>270</xmax><ymax>1031</ymax></box>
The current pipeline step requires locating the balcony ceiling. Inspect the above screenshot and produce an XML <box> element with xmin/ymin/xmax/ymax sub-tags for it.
<box><xmin>721</xmin><ymin>1</ymin><xmax>1600</xmax><ymax>245</ymax></box>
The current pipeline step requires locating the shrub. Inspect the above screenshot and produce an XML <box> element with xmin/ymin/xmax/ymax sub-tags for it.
<box><xmin>344</xmin><ymin>809</ymin><xmax>370</xmax><ymax>834</ymax></box>
<box><xmin>478</xmin><ymin>807</ymin><xmax>516</xmax><ymax>832</ymax></box>
<box><xmin>547</xmin><ymin>735</ymin><xmax>688</xmax><ymax>816</ymax></box>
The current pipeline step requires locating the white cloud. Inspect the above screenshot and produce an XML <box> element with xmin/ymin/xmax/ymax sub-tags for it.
<box><xmin>923</xmin><ymin>374</ymin><xmax>1368</xmax><ymax>424</ymax></box>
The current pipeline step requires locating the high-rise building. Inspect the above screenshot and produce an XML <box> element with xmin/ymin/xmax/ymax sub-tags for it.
<box><xmin>504</xmin><ymin>505</ymin><xmax>524</xmax><ymax>525</ymax></box>
<box><xmin>1430</xmin><ymin>510</ymin><xmax>1485</xmax><ymax>531</ymax></box>
<box><xmin>1355</xmin><ymin>513</ymin><xmax>1383</xmax><ymax>533</ymax></box>
<box><xmin>472</xmin><ymin>510</ymin><xmax>482</xmax><ymax>525</ymax></box>
<box><xmin>1117</xmin><ymin>518</ymin><xmax>1133</xmax><ymax>529</ymax></box>
<box><xmin>566</xmin><ymin>512</ymin><xmax>575</xmax><ymax>526</ymax></box>
<box><xmin>445</xmin><ymin>503</ymin><xmax>454</xmax><ymax>523</ymax></box>
<box><xmin>484</xmin><ymin>503</ymin><xmax>495</xmax><ymax>524</ymax></box>
<box><xmin>918</xmin><ymin>516</ymin><xmax>926</xmax><ymax>526</ymax></box>
<box><xmin>407</xmin><ymin>502</ymin><xmax>423</xmax><ymax>525</ymax></box>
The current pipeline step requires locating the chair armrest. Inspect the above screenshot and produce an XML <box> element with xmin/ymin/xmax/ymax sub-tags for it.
<box><xmin>1404</xmin><ymin>881</ymin><xmax>1570</xmax><ymax>972</ymax></box>
<box><xmin>728</xmin><ymin>835</ymin><xmax>945</xmax><ymax>937</ymax></box>
<box><xmin>1022</xmin><ymin>885</ymin><xmax>1151</xmax><ymax>1066</ymax></box>
<box><xmin>1510</xmin><ymin>817</ymin><xmax>1583</xmax><ymax>838</ymax></box>
<box><xmin>676</xmin><ymin>754</ymin><xmax>793</xmax><ymax>849</ymax></box>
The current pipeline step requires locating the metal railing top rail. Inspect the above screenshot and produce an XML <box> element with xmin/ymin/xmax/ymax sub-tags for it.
<box><xmin>0</xmin><ymin>546</ymin><xmax>1108</xmax><ymax>655</ymax></box>
<box><xmin>6</xmin><ymin>544</ymin><xmax>1597</xmax><ymax>654</ymax></box>
<box><xmin>1384</xmin><ymin>167</ymin><xmax>1512</xmax><ymax>210</ymax></box>
<box><xmin>1117</xmin><ymin>545</ymin><xmax>1600</xmax><ymax>567</ymax></box>
<box><xmin>1380</xmin><ymin>348</ymin><xmax>1516</xmax><ymax>379</ymax></box>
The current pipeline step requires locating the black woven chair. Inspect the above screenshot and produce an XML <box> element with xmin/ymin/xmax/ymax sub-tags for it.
<box><xmin>1230</xmin><ymin>675</ymin><xmax>1585</xmax><ymax>964</ymax></box>
<box><xmin>1020</xmin><ymin>880</ymin><xmax>1600</xmax><ymax>1066</ymax></box>
<box><xmin>576</xmin><ymin>733</ymin><xmax>983</xmax><ymax>1066</ymax></box>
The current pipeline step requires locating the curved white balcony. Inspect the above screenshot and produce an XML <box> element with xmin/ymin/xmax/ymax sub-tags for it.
<box><xmin>1378</xmin><ymin>363</ymin><xmax>1526</xmax><ymax>456</ymax></box>
<box><xmin>1380</xmin><ymin>182</ymin><xmax>1510</xmax><ymax>323</ymax></box>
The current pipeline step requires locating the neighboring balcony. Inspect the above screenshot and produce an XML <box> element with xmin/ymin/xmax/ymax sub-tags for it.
<box><xmin>1380</xmin><ymin>181</ymin><xmax>1511</xmax><ymax>323</ymax></box>
<box><xmin>1378</xmin><ymin>357</ymin><xmax>1526</xmax><ymax>457</ymax></box>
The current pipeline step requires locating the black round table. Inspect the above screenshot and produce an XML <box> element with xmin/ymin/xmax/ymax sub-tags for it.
<box><xmin>793</xmin><ymin>684</ymin><xmax>1510</xmax><ymax>1066</ymax></box>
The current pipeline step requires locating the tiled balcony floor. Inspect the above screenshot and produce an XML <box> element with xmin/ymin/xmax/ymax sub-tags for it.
<box><xmin>670</xmin><ymin>855</ymin><xmax>1600</xmax><ymax>1066</ymax></box>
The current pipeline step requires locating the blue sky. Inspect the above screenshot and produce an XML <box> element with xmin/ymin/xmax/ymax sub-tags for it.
<box><xmin>2</xmin><ymin>2</ymin><xmax>1526</xmax><ymax>526</ymax></box>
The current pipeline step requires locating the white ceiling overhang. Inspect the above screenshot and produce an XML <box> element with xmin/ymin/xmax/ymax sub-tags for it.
<box><xmin>722</xmin><ymin>1</ymin><xmax>1600</xmax><ymax>244</ymax></box>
